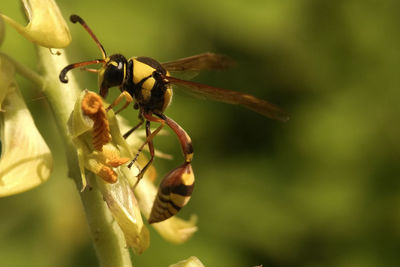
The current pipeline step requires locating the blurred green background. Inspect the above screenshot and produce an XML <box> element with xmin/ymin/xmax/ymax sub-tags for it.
<box><xmin>1</xmin><ymin>0</ymin><xmax>400</xmax><ymax>266</ymax></box>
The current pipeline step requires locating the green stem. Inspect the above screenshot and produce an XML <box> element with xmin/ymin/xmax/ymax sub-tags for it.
<box><xmin>35</xmin><ymin>46</ymin><xmax>132</xmax><ymax>267</ymax></box>
<box><xmin>0</xmin><ymin>52</ymin><xmax>44</xmax><ymax>87</ymax></box>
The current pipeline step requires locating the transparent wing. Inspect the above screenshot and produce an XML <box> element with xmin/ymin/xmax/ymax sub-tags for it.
<box><xmin>164</xmin><ymin>76</ymin><xmax>289</xmax><ymax>122</ymax></box>
<box><xmin>161</xmin><ymin>53</ymin><xmax>235</xmax><ymax>72</ymax></box>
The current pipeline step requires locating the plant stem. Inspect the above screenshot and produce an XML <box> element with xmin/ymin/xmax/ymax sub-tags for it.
<box><xmin>0</xmin><ymin>52</ymin><xmax>44</xmax><ymax>87</ymax></box>
<box><xmin>36</xmin><ymin>46</ymin><xmax>132</xmax><ymax>267</ymax></box>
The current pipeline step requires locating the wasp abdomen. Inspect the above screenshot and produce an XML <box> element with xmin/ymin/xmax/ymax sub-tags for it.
<box><xmin>148</xmin><ymin>162</ymin><xmax>194</xmax><ymax>223</ymax></box>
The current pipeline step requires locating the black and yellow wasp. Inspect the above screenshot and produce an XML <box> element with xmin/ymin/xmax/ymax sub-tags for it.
<box><xmin>59</xmin><ymin>15</ymin><xmax>288</xmax><ymax>223</ymax></box>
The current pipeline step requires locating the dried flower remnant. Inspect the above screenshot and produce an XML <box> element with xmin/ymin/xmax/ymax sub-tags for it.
<box><xmin>81</xmin><ymin>91</ymin><xmax>111</xmax><ymax>151</ymax></box>
<box><xmin>68</xmin><ymin>90</ymin><xmax>131</xmax><ymax>189</ymax></box>
<box><xmin>85</xmin><ymin>145</ymin><xmax>130</xmax><ymax>184</ymax></box>
<box><xmin>69</xmin><ymin>90</ymin><xmax>150</xmax><ymax>253</ymax></box>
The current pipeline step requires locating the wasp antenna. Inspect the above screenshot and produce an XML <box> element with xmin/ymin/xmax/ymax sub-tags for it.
<box><xmin>69</xmin><ymin>14</ymin><xmax>107</xmax><ymax>59</ymax></box>
<box><xmin>59</xmin><ymin>59</ymin><xmax>105</xmax><ymax>83</ymax></box>
<box><xmin>70</xmin><ymin>14</ymin><xmax>84</xmax><ymax>24</ymax></box>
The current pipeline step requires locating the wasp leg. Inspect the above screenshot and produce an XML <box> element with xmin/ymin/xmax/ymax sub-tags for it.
<box><xmin>148</xmin><ymin>113</ymin><xmax>195</xmax><ymax>224</ymax></box>
<box><xmin>130</xmin><ymin>121</ymin><xmax>156</xmax><ymax>188</ymax></box>
<box><xmin>128</xmin><ymin>113</ymin><xmax>165</xmax><ymax>185</ymax></box>
<box><xmin>123</xmin><ymin>115</ymin><xmax>144</xmax><ymax>139</ymax></box>
<box><xmin>106</xmin><ymin>91</ymin><xmax>133</xmax><ymax>114</ymax></box>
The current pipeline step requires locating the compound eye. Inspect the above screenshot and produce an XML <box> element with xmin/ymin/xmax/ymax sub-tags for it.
<box><xmin>104</xmin><ymin>61</ymin><xmax>124</xmax><ymax>86</ymax></box>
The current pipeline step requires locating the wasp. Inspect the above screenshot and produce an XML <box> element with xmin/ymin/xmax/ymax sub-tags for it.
<box><xmin>59</xmin><ymin>15</ymin><xmax>288</xmax><ymax>223</ymax></box>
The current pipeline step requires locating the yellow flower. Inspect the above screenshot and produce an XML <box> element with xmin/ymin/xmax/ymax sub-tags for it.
<box><xmin>169</xmin><ymin>256</ymin><xmax>205</xmax><ymax>267</ymax></box>
<box><xmin>0</xmin><ymin>0</ymin><xmax>73</xmax><ymax>197</ymax></box>
<box><xmin>69</xmin><ymin>90</ymin><xmax>197</xmax><ymax>254</ymax></box>
<box><xmin>0</xmin><ymin>0</ymin><xmax>71</xmax><ymax>48</ymax></box>
<box><xmin>0</xmin><ymin>54</ymin><xmax>52</xmax><ymax>196</ymax></box>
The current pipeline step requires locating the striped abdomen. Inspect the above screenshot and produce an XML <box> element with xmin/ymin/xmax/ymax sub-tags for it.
<box><xmin>148</xmin><ymin>162</ymin><xmax>194</xmax><ymax>223</ymax></box>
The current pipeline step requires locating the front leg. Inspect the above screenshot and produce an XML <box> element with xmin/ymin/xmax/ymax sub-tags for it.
<box><xmin>123</xmin><ymin>114</ymin><xmax>144</xmax><ymax>139</ymax></box>
<box><xmin>106</xmin><ymin>91</ymin><xmax>133</xmax><ymax>115</ymax></box>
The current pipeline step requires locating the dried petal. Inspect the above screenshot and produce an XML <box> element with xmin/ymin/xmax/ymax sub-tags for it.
<box><xmin>68</xmin><ymin>90</ymin><xmax>131</xmax><ymax>189</ymax></box>
<box><xmin>81</xmin><ymin>92</ymin><xmax>111</xmax><ymax>151</ymax></box>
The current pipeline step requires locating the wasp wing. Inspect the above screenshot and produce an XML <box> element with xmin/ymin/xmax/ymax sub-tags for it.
<box><xmin>161</xmin><ymin>53</ymin><xmax>234</xmax><ymax>80</ymax></box>
<box><xmin>165</xmin><ymin>76</ymin><xmax>289</xmax><ymax>122</ymax></box>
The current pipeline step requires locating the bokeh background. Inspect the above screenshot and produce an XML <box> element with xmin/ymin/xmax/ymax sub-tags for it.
<box><xmin>1</xmin><ymin>0</ymin><xmax>400</xmax><ymax>266</ymax></box>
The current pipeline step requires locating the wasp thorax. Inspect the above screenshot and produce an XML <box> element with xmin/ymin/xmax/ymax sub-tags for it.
<box><xmin>99</xmin><ymin>54</ymin><xmax>127</xmax><ymax>97</ymax></box>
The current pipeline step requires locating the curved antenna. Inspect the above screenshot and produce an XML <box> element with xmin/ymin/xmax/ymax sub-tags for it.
<box><xmin>59</xmin><ymin>59</ymin><xmax>105</xmax><ymax>83</ymax></box>
<box><xmin>70</xmin><ymin>14</ymin><xmax>107</xmax><ymax>59</ymax></box>
<box><xmin>59</xmin><ymin>15</ymin><xmax>109</xmax><ymax>84</ymax></box>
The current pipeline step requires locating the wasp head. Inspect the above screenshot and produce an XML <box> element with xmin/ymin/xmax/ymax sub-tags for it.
<box><xmin>98</xmin><ymin>54</ymin><xmax>127</xmax><ymax>98</ymax></box>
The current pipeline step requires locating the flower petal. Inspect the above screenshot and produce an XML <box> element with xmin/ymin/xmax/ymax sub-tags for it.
<box><xmin>68</xmin><ymin>90</ymin><xmax>133</xmax><ymax>190</ymax></box>
<box><xmin>0</xmin><ymin>55</ymin><xmax>15</xmax><ymax>110</ymax></box>
<box><xmin>0</xmin><ymin>56</ymin><xmax>52</xmax><ymax>196</ymax></box>
<box><xmin>152</xmin><ymin>214</ymin><xmax>198</xmax><ymax>244</ymax></box>
<box><xmin>68</xmin><ymin>90</ymin><xmax>150</xmax><ymax>252</ymax></box>
<box><xmin>68</xmin><ymin>90</ymin><xmax>96</xmax><ymax>137</ymax></box>
<box><xmin>169</xmin><ymin>256</ymin><xmax>205</xmax><ymax>267</ymax></box>
<box><xmin>0</xmin><ymin>0</ymin><xmax>71</xmax><ymax>48</ymax></box>
<box><xmin>0</xmin><ymin>13</ymin><xmax>5</xmax><ymax>46</ymax></box>
<box><xmin>98</xmin><ymin>170</ymin><xmax>150</xmax><ymax>255</ymax></box>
